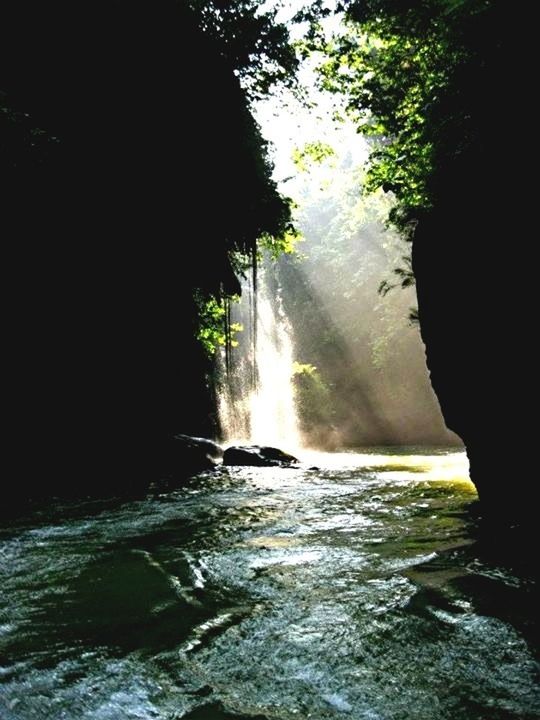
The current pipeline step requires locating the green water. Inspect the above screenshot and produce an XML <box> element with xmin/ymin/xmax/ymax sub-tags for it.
<box><xmin>0</xmin><ymin>449</ymin><xmax>538</xmax><ymax>719</ymax></box>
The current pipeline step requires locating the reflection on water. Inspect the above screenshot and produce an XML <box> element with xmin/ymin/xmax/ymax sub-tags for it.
<box><xmin>0</xmin><ymin>449</ymin><xmax>538</xmax><ymax>720</ymax></box>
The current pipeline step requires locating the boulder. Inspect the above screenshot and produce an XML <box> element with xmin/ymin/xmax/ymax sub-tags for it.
<box><xmin>173</xmin><ymin>434</ymin><xmax>223</xmax><ymax>460</ymax></box>
<box><xmin>223</xmin><ymin>445</ymin><xmax>298</xmax><ymax>467</ymax></box>
<box><xmin>168</xmin><ymin>434</ymin><xmax>223</xmax><ymax>475</ymax></box>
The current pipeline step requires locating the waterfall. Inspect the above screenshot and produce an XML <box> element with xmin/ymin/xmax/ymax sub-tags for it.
<box><xmin>218</xmin><ymin>260</ymin><xmax>302</xmax><ymax>453</ymax></box>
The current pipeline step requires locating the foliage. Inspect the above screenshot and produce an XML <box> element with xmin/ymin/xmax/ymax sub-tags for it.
<box><xmin>292</xmin><ymin>361</ymin><xmax>335</xmax><ymax>445</ymax></box>
<box><xmin>0</xmin><ymin>0</ymin><xmax>303</xmax><ymax>453</ymax></box>
<box><xmin>311</xmin><ymin>0</ymin><xmax>492</xmax><ymax>233</ymax></box>
<box><xmin>378</xmin><ymin>255</ymin><xmax>415</xmax><ymax>296</ymax></box>
<box><xmin>292</xmin><ymin>361</ymin><xmax>318</xmax><ymax>377</ymax></box>
<box><xmin>292</xmin><ymin>141</ymin><xmax>336</xmax><ymax>172</ymax></box>
<box><xmin>195</xmin><ymin>294</ymin><xmax>243</xmax><ymax>357</ymax></box>
<box><xmin>177</xmin><ymin>1</ymin><xmax>302</xmax><ymax>355</ymax></box>
<box><xmin>259</xmin><ymin>226</ymin><xmax>302</xmax><ymax>260</ymax></box>
<box><xmin>186</xmin><ymin>0</ymin><xmax>299</xmax><ymax>99</ymax></box>
<box><xmin>292</xmin><ymin>0</ymin><xmax>496</xmax><ymax>342</ymax></box>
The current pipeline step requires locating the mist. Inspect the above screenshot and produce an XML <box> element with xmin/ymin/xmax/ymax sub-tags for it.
<box><xmin>236</xmin><ymin>106</ymin><xmax>461</xmax><ymax>449</ymax></box>
<box><xmin>280</xmin><ymin>152</ymin><xmax>459</xmax><ymax>447</ymax></box>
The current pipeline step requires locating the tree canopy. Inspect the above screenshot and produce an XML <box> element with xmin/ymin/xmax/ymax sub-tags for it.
<box><xmin>304</xmin><ymin>0</ymin><xmax>497</xmax><ymax>235</ymax></box>
<box><xmin>187</xmin><ymin>0</ymin><xmax>299</xmax><ymax>99</ymax></box>
<box><xmin>0</xmin><ymin>0</ymin><xmax>302</xmax><ymax>498</ymax></box>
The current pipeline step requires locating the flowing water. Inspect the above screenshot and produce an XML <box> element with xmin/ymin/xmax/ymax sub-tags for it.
<box><xmin>218</xmin><ymin>262</ymin><xmax>301</xmax><ymax>452</ymax></box>
<box><xmin>1</xmin><ymin>449</ymin><xmax>538</xmax><ymax>720</ymax></box>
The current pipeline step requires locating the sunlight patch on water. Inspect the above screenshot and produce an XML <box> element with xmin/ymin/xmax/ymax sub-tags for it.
<box><xmin>249</xmin><ymin>549</ymin><xmax>323</xmax><ymax>569</ymax></box>
<box><xmin>245</xmin><ymin>535</ymin><xmax>301</xmax><ymax>548</ymax></box>
<box><xmin>302</xmin><ymin>448</ymin><xmax>471</xmax><ymax>484</ymax></box>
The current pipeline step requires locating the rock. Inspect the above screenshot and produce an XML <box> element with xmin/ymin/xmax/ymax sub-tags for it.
<box><xmin>181</xmin><ymin>701</ymin><xmax>267</xmax><ymax>720</ymax></box>
<box><xmin>172</xmin><ymin>434</ymin><xmax>223</xmax><ymax>460</ymax></box>
<box><xmin>168</xmin><ymin>434</ymin><xmax>223</xmax><ymax>475</ymax></box>
<box><xmin>223</xmin><ymin>445</ymin><xmax>298</xmax><ymax>467</ymax></box>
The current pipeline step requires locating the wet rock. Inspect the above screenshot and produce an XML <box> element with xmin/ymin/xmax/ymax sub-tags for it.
<box><xmin>223</xmin><ymin>445</ymin><xmax>298</xmax><ymax>467</ymax></box>
<box><xmin>167</xmin><ymin>434</ymin><xmax>223</xmax><ymax>475</ymax></box>
<box><xmin>173</xmin><ymin>434</ymin><xmax>223</xmax><ymax>461</ymax></box>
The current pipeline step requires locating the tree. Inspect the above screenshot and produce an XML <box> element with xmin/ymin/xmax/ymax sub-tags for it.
<box><xmin>308</xmin><ymin>0</ymin><xmax>539</xmax><ymax>522</ymax></box>
<box><xmin>0</xmin><ymin>0</ymin><xmax>298</xmax><ymax>503</ymax></box>
<box><xmin>187</xmin><ymin>0</ymin><xmax>299</xmax><ymax>99</ymax></box>
<box><xmin>311</xmin><ymin>0</ymin><xmax>488</xmax><ymax>234</ymax></box>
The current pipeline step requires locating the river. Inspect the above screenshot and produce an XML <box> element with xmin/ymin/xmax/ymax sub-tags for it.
<box><xmin>1</xmin><ymin>448</ymin><xmax>538</xmax><ymax>720</ymax></box>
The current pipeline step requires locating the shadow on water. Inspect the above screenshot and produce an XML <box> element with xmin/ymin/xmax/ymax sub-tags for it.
<box><xmin>461</xmin><ymin>515</ymin><xmax>539</xmax><ymax>653</ymax></box>
<box><xmin>400</xmin><ymin>554</ymin><xmax>540</xmax><ymax>720</ymax></box>
<box><xmin>182</xmin><ymin>702</ymin><xmax>268</xmax><ymax>720</ymax></box>
<box><xmin>403</xmin><ymin>514</ymin><xmax>540</xmax><ymax>654</ymax></box>
<box><xmin>0</xmin><ymin>549</ymin><xmax>241</xmax><ymax>663</ymax></box>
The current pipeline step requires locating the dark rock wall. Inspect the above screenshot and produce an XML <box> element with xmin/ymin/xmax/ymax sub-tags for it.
<box><xmin>412</xmin><ymin>5</ymin><xmax>535</xmax><ymax>527</ymax></box>
<box><xmin>1</xmin><ymin>1</ymin><xmax>279</xmax><ymax>504</ymax></box>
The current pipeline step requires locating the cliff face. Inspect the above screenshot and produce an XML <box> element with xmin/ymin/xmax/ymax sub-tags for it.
<box><xmin>414</xmin><ymin>207</ymin><xmax>535</xmax><ymax>528</ymax></box>
<box><xmin>327</xmin><ymin>1</ymin><xmax>537</xmax><ymax>530</ymax></box>
<box><xmin>1</xmin><ymin>1</ymin><xmax>286</xmax><ymax>505</ymax></box>
<box><xmin>411</xmin><ymin>6</ymin><xmax>534</xmax><ymax>527</ymax></box>
<box><xmin>414</xmin><ymin>199</ymin><xmax>538</xmax><ymax>527</ymax></box>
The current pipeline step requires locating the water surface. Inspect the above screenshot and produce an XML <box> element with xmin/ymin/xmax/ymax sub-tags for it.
<box><xmin>1</xmin><ymin>449</ymin><xmax>538</xmax><ymax>719</ymax></box>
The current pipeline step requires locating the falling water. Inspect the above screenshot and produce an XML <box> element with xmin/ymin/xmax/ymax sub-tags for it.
<box><xmin>218</xmin><ymin>260</ymin><xmax>302</xmax><ymax>452</ymax></box>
